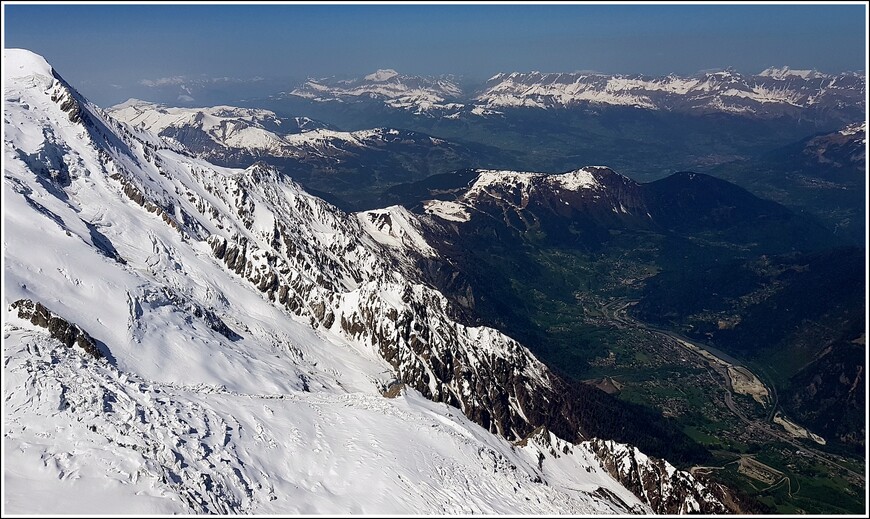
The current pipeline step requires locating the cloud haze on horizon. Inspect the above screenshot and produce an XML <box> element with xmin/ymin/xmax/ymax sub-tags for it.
<box><xmin>4</xmin><ymin>3</ymin><xmax>866</xmax><ymax>106</ymax></box>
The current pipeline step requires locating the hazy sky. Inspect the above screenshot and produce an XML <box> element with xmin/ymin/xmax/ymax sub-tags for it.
<box><xmin>4</xmin><ymin>3</ymin><xmax>867</xmax><ymax>106</ymax></box>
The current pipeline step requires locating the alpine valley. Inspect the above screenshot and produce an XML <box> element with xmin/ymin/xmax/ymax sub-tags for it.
<box><xmin>3</xmin><ymin>49</ymin><xmax>866</xmax><ymax>516</ymax></box>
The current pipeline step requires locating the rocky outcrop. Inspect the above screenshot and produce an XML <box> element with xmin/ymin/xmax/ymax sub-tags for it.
<box><xmin>49</xmin><ymin>72</ymin><xmax>83</xmax><ymax>124</ymax></box>
<box><xmin>109</xmin><ymin>170</ymin><xmax>185</xmax><ymax>233</ymax></box>
<box><xmin>335</xmin><ymin>283</ymin><xmax>563</xmax><ymax>440</ymax></box>
<box><xmin>10</xmin><ymin>299</ymin><xmax>102</xmax><ymax>359</ymax></box>
<box><xmin>582</xmin><ymin>438</ymin><xmax>728</xmax><ymax>514</ymax></box>
<box><xmin>516</xmin><ymin>427</ymin><xmax>729</xmax><ymax>514</ymax></box>
<box><xmin>577</xmin><ymin>439</ymin><xmax>732</xmax><ymax>515</ymax></box>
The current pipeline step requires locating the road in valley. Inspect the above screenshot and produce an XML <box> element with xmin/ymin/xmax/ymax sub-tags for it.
<box><xmin>596</xmin><ymin>298</ymin><xmax>864</xmax><ymax>483</ymax></box>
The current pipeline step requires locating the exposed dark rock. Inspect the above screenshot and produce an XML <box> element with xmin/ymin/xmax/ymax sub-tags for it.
<box><xmin>109</xmin><ymin>171</ymin><xmax>185</xmax><ymax>234</ymax></box>
<box><xmin>50</xmin><ymin>81</ymin><xmax>82</xmax><ymax>124</ymax></box>
<box><xmin>10</xmin><ymin>299</ymin><xmax>102</xmax><ymax>359</ymax></box>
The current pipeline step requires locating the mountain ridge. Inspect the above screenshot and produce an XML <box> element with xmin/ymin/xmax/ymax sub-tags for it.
<box><xmin>278</xmin><ymin>67</ymin><xmax>864</xmax><ymax>124</ymax></box>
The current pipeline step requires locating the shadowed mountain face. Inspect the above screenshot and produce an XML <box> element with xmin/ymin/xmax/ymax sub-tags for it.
<box><xmin>387</xmin><ymin>166</ymin><xmax>839</xmax><ymax>252</ymax></box>
<box><xmin>709</xmin><ymin>121</ymin><xmax>867</xmax><ymax>245</ymax></box>
<box><xmin>382</xmin><ymin>167</ymin><xmax>864</xmax><ymax>458</ymax></box>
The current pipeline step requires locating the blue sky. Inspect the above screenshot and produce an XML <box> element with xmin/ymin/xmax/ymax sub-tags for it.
<box><xmin>4</xmin><ymin>3</ymin><xmax>867</xmax><ymax>106</ymax></box>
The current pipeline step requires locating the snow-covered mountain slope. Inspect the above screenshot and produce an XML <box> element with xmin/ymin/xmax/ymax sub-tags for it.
<box><xmin>7</xmin><ymin>326</ymin><xmax>659</xmax><ymax>515</ymax></box>
<box><xmin>111</xmin><ymin>99</ymin><xmax>331</xmax><ymax>138</ymax></box>
<box><xmin>108</xmin><ymin>99</ymin><xmax>334</xmax><ymax>158</ymax></box>
<box><xmin>3</xmin><ymin>48</ymin><xmax>727</xmax><ymax>514</ymax></box>
<box><xmin>108</xmin><ymin>100</ymin><xmax>458</xmax><ymax>169</ymax></box>
<box><xmin>287</xmin><ymin>69</ymin><xmax>464</xmax><ymax>115</ymax></box>
<box><xmin>474</xmin><ymin>69</ymin><xmax>865</xmax><ymax>120</ymax></box>
<box><xmin>522</xmin><ymin>429</ymin><xmax>729</xmax><ymax>515</ymax></box>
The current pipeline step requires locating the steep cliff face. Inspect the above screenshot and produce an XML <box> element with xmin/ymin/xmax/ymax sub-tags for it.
<box><xmin>783</xmin><ymin>339</ymin><xmax>866</xmax><ymax>449</ymax></box>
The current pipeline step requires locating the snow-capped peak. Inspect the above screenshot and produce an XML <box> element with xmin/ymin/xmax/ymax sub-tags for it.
<box><xmin>3</xmin><ymin>48</ymin><xmax>54</xmax><ymax>79</ymax></box>
<box><xmin>468</xmin><ymin>167</ymin><xmax>606</xmax><ymax>197</ymax></box>
<box><xmin>553</xmin><ymin>167</ymin><xmax>603</xmax><ymax>191</ymax></box>
<box><xmin>758</xmin><ymin>65</ymin><xmax>823</xmax><ymax>80</ymax></box>
<box><xmin>364</xmin><ymin>69</ymin><xmax>400</xmax><ymax>82</ymax></box>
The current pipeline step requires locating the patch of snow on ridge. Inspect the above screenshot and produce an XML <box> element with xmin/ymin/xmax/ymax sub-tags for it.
<box><xmin>364</xmin><ymin>69</ymin><xmax>400</xmax><ymax>82</ymax></box>
<box><xmin>551</xmin><ymin>168</ymin><xmax>601</xmax><ymax>191</ymax></box>
<box><xmin>758</xmin><ymin>66</ymin><xmax>823</xmax><ymax>80</ymax></box>
<box><xmin>357</xmin><ymin>206</ymin><xmax>437</xmax><ymax>257</ymax></box>
<box><xmin>423</xmin><ymin>200</ymin><xmax>471</xmax><ymax>222</ymax></box>
<box><xmin>840</xmin><ymin>121</ymin><xmax>866</xmax><ymax>138</ymax></box>
<box><xmin>468</xmin><ymin>168</ymin><xmax>604</xmax><ymax>196</ymax></box>
<box><xmin>283</xmin><ymin>128</ymin><xmax>365</xmax><ymax>147</ymax></box>
<box><xmin>470</xmin><ymin>105</ymin><xmax>502</xmax><ymax>116</ymax></box>
<box><xmin>469</xmin><ymin>169</ymin><xmax>539</xmax><ymax>195</ymax></box>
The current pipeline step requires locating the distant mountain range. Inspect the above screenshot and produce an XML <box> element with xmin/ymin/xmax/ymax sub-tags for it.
<box><xmin>275</xmin><ymin>67</ymin><xmax>865</xmax><ymax>123</ymax></box>
<box><xmin>288</xmin><ymin>69</ymin><xmax>464</xmax><ymax>115</ymax></box>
